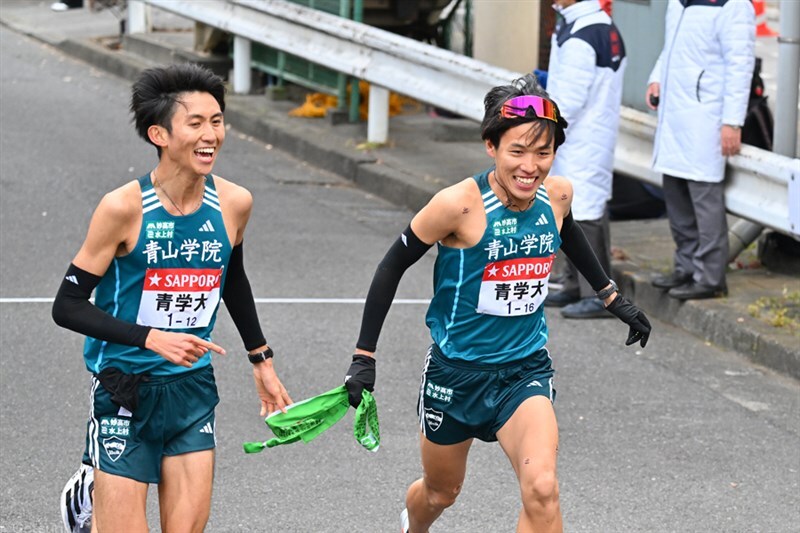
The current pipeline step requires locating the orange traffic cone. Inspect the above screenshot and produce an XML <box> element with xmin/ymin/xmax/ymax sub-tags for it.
<box><xmin>754</xmin><ymin>0</ymin><xmax>777</xmax><ymax>37</ymax></box>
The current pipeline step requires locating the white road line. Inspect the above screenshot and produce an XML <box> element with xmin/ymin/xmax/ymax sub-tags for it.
<box><xmin>0</xmin><ymin>297</ymin><xmax>430</xmax><ymax>304</ymax></box>
<box><xmin>0</xmin><ymin>298</ymin><xmax>55</xmax><ymax>303</ymax></box>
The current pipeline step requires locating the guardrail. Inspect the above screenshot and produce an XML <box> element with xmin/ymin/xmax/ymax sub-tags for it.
<box><xmin>615</xmin><ymin>107</ymin><xmax>800</xmax><ymax>238</ymax></box>
<box><xmin>137</xmin><ymin>0</ymin><xmax>799</xmax><ymax>238</ymax></box>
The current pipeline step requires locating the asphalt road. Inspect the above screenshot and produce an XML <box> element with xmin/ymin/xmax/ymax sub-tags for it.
<box><xmin>1</xmin><ymin>26</ymin><xmax>798</xmax><ymax>533</ymax></box>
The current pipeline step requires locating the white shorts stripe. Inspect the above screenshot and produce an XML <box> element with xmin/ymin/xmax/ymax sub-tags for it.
<box><xmin>417</xmin><ymin>347</ymin><xmax>434</xmax><ymax>437</ymax></box>
<box><xmin>87</xmin><ymin>377</ymin><xmax>100</xmax><ymax>468</ymax></box>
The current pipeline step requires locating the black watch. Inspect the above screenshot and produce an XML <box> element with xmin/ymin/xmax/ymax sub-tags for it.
<box><xmin>247</xmin><ymin>347</ymin><xmax>274</xmax><ymax>364</ymax></box>
<box><xmin>596</xmin><ymin>279</ymin><xmax>619</xmax><ymax>300</ymax></box>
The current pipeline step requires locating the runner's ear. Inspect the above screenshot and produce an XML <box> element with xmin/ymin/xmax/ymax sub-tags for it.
<box><xmin>147</xmin><ymin>124</ymin><xmax>168</xmax><ymax>148</ymax></box>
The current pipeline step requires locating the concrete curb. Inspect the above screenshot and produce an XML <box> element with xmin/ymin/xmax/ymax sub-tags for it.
<box><xmin>224</xmin><ymin>97</ymin><xmax>443</xmax><ymax>213</ymax></box>
<box><xmin>40</xmin><ymin>33</ymin><xmax>800</xmax><ymax>381</ymax></box>
<box><xmin>617</xmin><ymin>266</ymin><xmax>799</xmax><ymax>380</ymax></box>
<box><xmin>60</xmin><ymin>37</ymin><xmax>152</xmax><ymax>80</ymax></box>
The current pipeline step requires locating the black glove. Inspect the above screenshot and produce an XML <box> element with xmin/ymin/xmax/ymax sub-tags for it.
<box><xmin>606</xmin><ymin>295</ymin><xmax>652</xmax><ymax>348</ymax></box>
<box><xmin>344</xmin><ymin>354</ymin><xmax>376</xmax><ymax>408</ymax></box>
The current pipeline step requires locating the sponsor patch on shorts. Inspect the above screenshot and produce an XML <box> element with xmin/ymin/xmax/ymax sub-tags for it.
<box><xmin>424</xmin><ymin>380</ymin><xmax>453</xmax><ymax>403</ymax></box>
<box><xmin>424</xmin><ymin>408</ymin><xmax>444</xmax><ymax>431</ymax></box>
<box><xmin>103</xmin><ymin>436</ymin><xmax>126</xmax><ymax>462</ymax></box>
<box><xmin>99</xmin><ymin>416</ymin><xmax>131</xmax><ymax>438</ymax></box>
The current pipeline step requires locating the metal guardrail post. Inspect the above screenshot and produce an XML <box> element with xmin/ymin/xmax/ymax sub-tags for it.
<box><xmin>775</xmin><ymin>0</ymin><xmax>800</xmax><ymax>160</ymax></box>
<box><xmin>367</xmin><ymin>85</ymin><xmax>389</xmax><ymax>144</ymax></box>
<box><xmin>233</xmin><ymin>35</ymin><xmax>252</xmax><ymax>94</ymax></box>
<box><xmin>728</xmin><ymin>0</ymin><xmax>800</xmax><ymax>259</ymax></box>
<box><xmin>790</xmin><ymin>172</ymin><xmax>800</xmax><ymax>236</ymax></box>
<box><xmin>775</xmin><ymin>0</ymin><xmax>800</xmax><ymax>236</ymax></box>
<box><xmin>728</xmin><ymin>219</ymin><xmax>765</xmax><ymax>261</ymax></box>
<box><xmin>127</xmin><ymin>0</ymin><xmax>150</xmax><ymax>34</ymax></box>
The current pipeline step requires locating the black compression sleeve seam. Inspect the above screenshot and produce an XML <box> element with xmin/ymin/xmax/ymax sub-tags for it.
<box><xmin>222</xmin><ymin>243</ymin><xmax>267</xmax><ymax>351</ymax></box>
<box><xmin>52</xmin><ymin>263</ymin><xmax>152</xmax><ymax>348</ymax></box>
<box><xmin>558</xmin><ymin>211</ymin><xmax>611</xmax><ymax>292</ymax></box>
<box><xmin>355</xmin><ymin>225</ymin><xmax>433</xmax><ymax>352</ymax></box>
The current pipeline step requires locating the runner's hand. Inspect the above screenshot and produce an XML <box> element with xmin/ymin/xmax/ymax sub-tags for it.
<box><xmin>145</xmin><ymin>329</ymin><xmax>225</xmax><ymax>368</ymax></box>
<box><xmin>606</xmin><ymin>295</ymin><xmax>652</xmax><ymax>348</ymax></box>
<box><xmin>252</xmin><ymin>359</ymin><xmax>292</xmax><ymax>417</ymax></box>
<box><xmin>344</xmin><ymin>354</ymin><xmax>375</xmax><ymax>408</ymax></box>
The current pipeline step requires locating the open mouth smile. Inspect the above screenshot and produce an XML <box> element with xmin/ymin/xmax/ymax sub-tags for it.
<box><xmin>194</xmin><ymin>147</ymin><xmax>215</xmax><ymax>162</ymax></box>
<box><xmin>515</xmin><ymin>175</ymin><xmax>538</xmax><ymax>186</ymax></box>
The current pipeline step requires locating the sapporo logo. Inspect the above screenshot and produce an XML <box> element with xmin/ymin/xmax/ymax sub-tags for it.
<box><xmin>145</xmin><ymin>221</ymin><xmax>175</xmax><ymax>240</ymax></box>
<box><xmin>424</xmin><ymin>408</ymin><xmax>444</xmax><ymax>432</ymax></box>
<box><xmin>103</xmin><ymin>436</ymin><xmax>126</xmax><ymax>462</ymax></box>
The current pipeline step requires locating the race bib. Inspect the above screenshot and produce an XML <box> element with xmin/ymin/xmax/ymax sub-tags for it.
<box><xmin>476</xmin><ymin>256</ymin><xmax>554</xmax><ymax>317</ymax></box>
<box><xmin>136</xmin><ymin>268</ymin><xmax>222</xmax><ymax>329</ymax></box>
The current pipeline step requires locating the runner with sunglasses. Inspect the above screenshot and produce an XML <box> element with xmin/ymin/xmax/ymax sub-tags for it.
<box><xmin>342</xmin><ymin>73</ymin><xmax>651</xmax><ymax>533</ymax></box>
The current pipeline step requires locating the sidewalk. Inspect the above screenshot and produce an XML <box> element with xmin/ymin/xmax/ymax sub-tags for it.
<box><xmin>2</xmin><ymin>1</ymin><xmax>798</xmax><ymax>379</ymax></box>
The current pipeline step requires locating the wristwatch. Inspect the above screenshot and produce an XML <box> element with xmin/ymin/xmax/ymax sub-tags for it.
<box><xmin>596</xmin><ymin>279</ymin><xmax>619</xmax><ymax>300</ymax></box>
<box><xmin>247</xmin><ymin>347</ymin><xmax>274</xmax><ymax>364</ymax></box>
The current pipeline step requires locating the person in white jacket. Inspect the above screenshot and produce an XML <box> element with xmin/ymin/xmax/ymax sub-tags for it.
<box><xmin>646</xmin><ymin>0</ymin><xmax>755</xmax><ymax>300</ymax></box>
<box><xmin>544</xmin><ymin>0</ymin><xmax>627</xmax><ymax>318</ymax></box>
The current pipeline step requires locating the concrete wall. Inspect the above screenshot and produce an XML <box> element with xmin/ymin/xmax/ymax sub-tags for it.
<box><xmin>472</xmin><ymin>0</ymin><xmax>540</xmax><ymax>73</ymax></box>
<box><xmin>613</xmin><ymin>0</ymin><xmax>668</xmax><ymax>111</ymax></box>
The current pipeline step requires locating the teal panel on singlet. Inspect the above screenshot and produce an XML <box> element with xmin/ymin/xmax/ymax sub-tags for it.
<box><xmin>425</xmin><ymin>168</ymin><xmax>563</xmax><ymax>365</ymax></box>
<box><xmin>84</xmin><ymin>174</ymin><xmax>233</xmax><ymax>376</ymax></box>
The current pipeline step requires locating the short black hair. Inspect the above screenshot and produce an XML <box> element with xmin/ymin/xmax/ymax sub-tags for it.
<box><xmin>480</xmin><ymin>73</ymin><xmax>567</xmax><ymax>151</ymax></box>
<box><xmin>130</xmin><ymin>63</ymin><xmax>226</xmax><ymax>156</ymax></box>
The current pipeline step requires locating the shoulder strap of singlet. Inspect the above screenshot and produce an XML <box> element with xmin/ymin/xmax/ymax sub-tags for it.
<box><xmin>137</xmin><ymin>173</ymin><xmax>222</xmax><ymax>214</ymax></box>
<box><xmin>473</xmin><ymin>167</ymin><xmax>506</xmax><ymax>215</ymax></box>
<box><xmin>202</xmin><ymin>174</ymin><xmax>221</xmax><ymax>213</ymax></box>
<box><xmin>137</xmin><ymin>173</ymin><xmax>163</xmax><ymax>214</ymax></box>
<box><xmin>472</xmin><ymin>167</ymin><xmax>492</xmax><ymax>192</ymax></box>
<box><xmin>536</xmin><ymin>183</ymin><xmax>552</xmax><ymax>207</ymax></box>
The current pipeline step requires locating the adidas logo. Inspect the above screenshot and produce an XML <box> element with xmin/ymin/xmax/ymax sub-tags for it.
<box><xmin>535</xmin><ymin>214</ymin><xmax>548</xmax><ymax>226</ymax></box>
<box><xmin>199</xmin><ymin>422</ymin><xmax>214</xmax><ymax>434</ymax></box>
<box><xmin>526</xmin><ymin>380</ymin><xmax>542</xmax><ymax>388</ymax></box>
<box><xmin>198</xmin><ymin>220</ymin><xmax>215</xmax><ymax>232</ymax></box>
<box><xmin>65</xmin><ymin>275</ymin><xmax>79</xmax><ymax>285</ymax></box>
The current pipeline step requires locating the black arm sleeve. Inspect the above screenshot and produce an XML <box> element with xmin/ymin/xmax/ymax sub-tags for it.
<box><xmin>558</xmin><ymin>211</ymin><xmax>611</xmax><ymax>292</ymax></box>
<box><xmin>356</xmin><ymin>225</ymin><xmax>433</xmax><ymax>352</ymax></box>
<box><xmin>52</xmin><ymin>263</ymin><xmax>151</xmax><ymax>348</ymax></box>
<box><xmin>222</xmin><ymin>243</ymin><xmax>267</xmax><ymax>351</ymax></box>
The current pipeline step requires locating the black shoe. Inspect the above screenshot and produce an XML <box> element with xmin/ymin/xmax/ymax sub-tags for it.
<box><xmin>668</xmin><ymin>281</ymin><xmax>728</xmax><ymax>300</ymax></box>
<box><xmin>560</xmin><ymin>298</ymin><xmax>614</xmax><ymax>319</ymax></box>
<box><xmin>544</xmin><ymin>288</ymin><xmax>580</xmax><ymax>307</ymax></box>
<box><xmin>652</xmin><ymin>271</ymin><xmax>693</xmax><ymax>289</ymax></box>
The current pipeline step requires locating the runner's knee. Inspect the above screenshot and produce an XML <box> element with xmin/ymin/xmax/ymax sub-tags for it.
<box><xmin>519</xmin><ymin>467</ymin><xmax>559</xmax><ymax>512</ymax></box>
<box><xmin>424</xmin><ymin>479</ymin><xmax>463</xmax><ymax>510</ymax></box>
